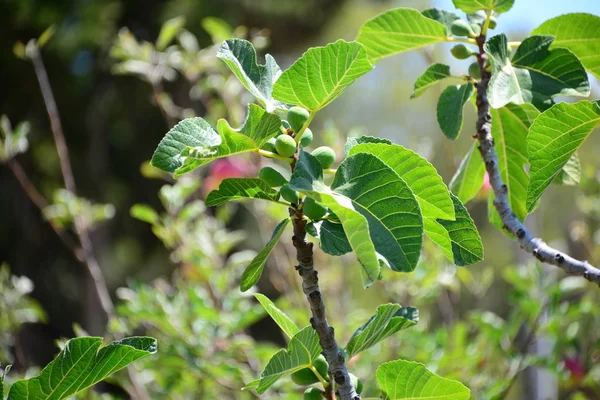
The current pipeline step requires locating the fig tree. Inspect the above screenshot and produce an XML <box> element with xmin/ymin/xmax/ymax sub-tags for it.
<box><xmin>451</xmin><ymin>19</ymin><xmax>475</xmax><ymax>37</ymax></box>
<box><xmin>303</xmin><ymin>387</ymin><xmax>323</xmax><ymax>400</ymax></box>
<box><xmin>291</xmin><ymin>355</ymin><xmax>329</xmax><ymax>386</ymax></box>
<box><xmin>287</xmin><ymin>106</ymin><xmax>310</xmax><ymax>132</ymax></box>
<box><xmin>280</xmin><ymin>184</ymin><xmax>299</xmax><ymax>204</ymax></box>
<box><xmin>468</xmin><ymin>62</ymin><xmax>481</xmax><ymax>79</ymax></box>
<box><xmin>261</xmin><ymin>137</ymin><xmax>277</xmax><ymax>153</ymax></box>
<box><xmin>303</xmin><ymin>197</ymin><xmax>327</xmax><ymax>220</ymax></box>
<box><xmin>450</xmin><ymin>44</ymin><xmax>476</xmax><ymax>60</ymax></box>
<box><xmin>299</xmin><ymin>128</ymin><xmax>313</xmax><ymax>147</ymax></box>
<box><xmin>275</xmin><ymin>135</ymin><xmax>297</xmax><ymax>158</ymax></box>
<box><xmin>311</xmin><ymin>146</ymin><xmax>336</xmax><ymax>169</ymax></box>
<box><xmin>259</xmin><ymin>166</ymin><xmax>288</xmax><ymax>187</ymax></box>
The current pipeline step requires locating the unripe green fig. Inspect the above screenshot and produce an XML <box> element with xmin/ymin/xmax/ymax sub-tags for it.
<box><xmin>349</xmin><ymin>373</ymin><xmax>363</xmax><ymax>394</ymax></box>
<box><xmin>303</xmin><ymin>387</ymin><xmax>323</xmax><ymax>400</ymax></box>
<box><xmin>303</xmin><ymin>197</ymin><xmax>327</xmax><ymax>220</ymax></box>
<box><xmin>281</xmin><ymin>119</ymin><xmax>292</xmax><ymax>131</ymax></box>
<box><xmin>451</xmin><ymin>19</ymin><xmax>475</xmax><ymax>37</ymax></box>
<box><xmin>469</xmin><ymin>23</ymin><xmax>481</xmax><ymax>37</ymax></box>
<box><xmin>259</xmin><ymin>166</ymin><xmax>287</xmax><ymax>187</ymax></box>
<box><xmin>468</xmin><ymin>62</ymin><xmax>481</xmax><ymax>79</ymax></box>
<box><xmin>299</xmin><ymin>128</ymin><xmax>313</xmax><ymax>147</ymax></box>
<box><xmin>287</xmin><ymin>106</ymin><xmax>310</xmax><ymax>132</ymax></box>
<box><xmin>488</xmin><ymin>16</ymin><xmax>497</xmax><ymax>29</ymax></box>
<box><xmin>311</xmin><ymin>146</ymin><xmax>336</xmax><ymax>169</ymax></box>
<box><xmin>450</xmin><ymin>44</ymin><xmax>476</xmax><ymax>60</ymax></box>
<box><xmin>261</xmin><ymin>137</ymin><xmax>277</xmax><ymax>153</ymax></box>
<box><xmin>280</xmin><ymin>184</ymin><xmax>299</xmax><ymax>204</ymax></box>
<box><xmin>275</xmin><ymin>134</ymin><xmax>297</xmax><ymax>158</ymax></box>
<box><xmin>291</xmin><ymin>355</ymin><xmax>329</xmax><ymax>386</ymax></box>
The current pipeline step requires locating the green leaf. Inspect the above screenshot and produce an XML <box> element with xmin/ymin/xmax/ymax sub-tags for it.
<box><xmin>348</xmin><ymin>142</ymin><xmax>455</xmax><ymax>220</ymax></box>
<box><xmin>449</xmin><ymin>142</ymin><xmax>485</xmax><ymax>204</ymax></box>
<box><xmin>240</xmin><ymin>218</ymin><xmax>290</xmax><ymax>292</ymax></box>
<box><xmin>156</xmin><ymin>16</ymin><xmax>185</xmax><ymax>51</ymax></box>
<box><xmin>356</xmin><ymin>8</ymin><xmax>448</xmax><ymax>63</ymax></box>
<box><xmin>254</xmin><ymin>293</ymin><xmax>299</xmax><ymax>339</ymax></box>
<box><xmin>1</xmin><ymin>364</ymin><xmax>9</xmax><ymax>399</ymax></box>
<box><xmin>130</xmin><ymin>204</ymin><xmax>160</xmax><ymax>225</ymax></box>
<box><xmin>532</xmin><ymin>13</ymin><xmax>600</xmax><ymax>79</ymax></box>
<box><xmin>272</xmin><ymin>40</ymin><xmax>373</xmax><ymax>112</ymax></box>
<box><xmin>172</xmin><ymin>104</ymin><xmax>281</xmax><ymax>176</ymax></box>
<box><xmin>332</xmin><ymin>153</ymin><xmax>423</xmax><ymax>272</ymax></box>
<box><xmin>217</xmin><ymin>39</ymin><xmax>282</xmax><ymax>111</ymax></box>
<box><xmin>319</xmin><ymin>219</ymin><xmax>352</xmax><ymax>256</ymax></box>
<box><xmin>378</xmin><ymin>360</ymin><xmax>470</xmax><ymax>399</ymax></box>
<box><xmin>289</xmin><ymin>150</ymin><xmax>380</xmax><ymax>287</ymax></box>
<box><xmin>256</xmin><ymin>326</ymin><xmax>322</xmax><ymax>393</ymax></box>
<box><xmin>201</xmin><ymin>17</ymin><xmax>233</xmax><ymax>44</ymax></box>
<box><xmin>346</xmin><ymin>304</ymin><xmax>418</xmax><ymax>358</ymax></box>
<box><xmin>7</xmin><ymin>337</ymin><xmax>156</xmax><ymax>400</ymax></box>
<box><xmin>205</xmin><ymin>178</ymin><xmax>280</xmax><ymax>206</ymax></box>
<box><xmin>489</xmin><ymin>103</ymin><xmax>539</xmax><ymax>226</ymax></box>
<box><xmin>423</xmin><ymin>194</ymin><xmax>484</xmax><ymax>266</ymax></box>
<box><xmin>422</xmin><ymin>9</ymin><xmax>461</xmax><ymax>35</ymax></box>
<box><xmin>553</xmin><ymin>153</ymin><xmax>580</xmax><ymax>186</ymax></box>
<box><xmin>344</xmin><ymin>135</ymin><xmax>391</xmax><ymax>157</ymax></box>
<box><xmin>485</xmin><ymin>34</ymin><xmax>590</xmax><ymax>110</ymax></box>
<box><xmin>452</xmin><ymin>0</ymin><xmax>514</xmax><ymax>14</ymax></box>
<box><xmin>527</xmin><ymin>101</ymin><xmax>600</xmax><ymax>210</ymax></box>
<box><xmin>411</xmin><ymin>63</ymin><xmax>453</xmax><ymax>99</ymax></box>
<box><xmin>437</xmin><ymin>83</ymin><xmax>474</xmax><ymax>140</ymax></box>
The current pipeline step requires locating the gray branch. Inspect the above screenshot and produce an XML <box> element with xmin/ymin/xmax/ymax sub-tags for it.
<box><xmin>290</xmin><ymin>208</ymin><xmax>360</xmax><ymax>400</ymax></box>
<box><xmin>473</xmin><ymin>36</ymin><xmax>600</xmax><ymax>286</ymax></box>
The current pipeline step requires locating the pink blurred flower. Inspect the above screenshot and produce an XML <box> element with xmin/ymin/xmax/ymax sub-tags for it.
<box><xmin>203</xmin><ymin>158</ymin><xmax>255</xmax><ymax>194</ymax></box>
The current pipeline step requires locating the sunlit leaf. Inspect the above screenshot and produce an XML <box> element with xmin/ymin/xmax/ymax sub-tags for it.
<box><xmin>437</xmin><ymin>83</ymin><xmax>474</xmax><ymax>140</ymax></box>
<box><xmin>452</xmin><ymin>0</ymin><xmax>514</xmax><ymax>14</ymax></box>
<box><xmin>411</xmin><ymin>63</ymin><xmax>453</xmax><ymax>99</ymax></box>
<box><xmin>205</xmin><ymin>178</ymin><xmax>280</xmax><ymax>206</ymax></box>
<box><xmin>377</xmin><ymin>359</ymin><xmax>470</xmax><ymax>400</ymax></box>
<box><xmin>346</xmin><ymin>304</ymin><xmax>418</xmax><ymax>357</ymax></box>
<box><xmin>527</xmin><ymin>101</ymin><xmax>600</xmax><ymax>210</ymax></box>
<box><xmin>156</xmin><ymin>16</ymin><xmax>185</xmax><ymax>51</ymax></box>
<box><xmin>449</xmin><ymin>142</ymin><xmax>485</xmax><ymax>204</ymax></box>
<box><xmin>356</xmin><ymin>8</ymin><xmax>448</xmax><ymax>63</ymax></box>
<box><xmin>130</xmin><ymin>204</ymin><xmax>160</xmax><ymax>225</ymax></box>
<box><xmin>272</xmin><ymin>40</ymin><xmax>373</xmax><ymax>112</ymax></box>
<box><xmin>254</xmin><ymin>293</ymin><xmax>299</xmax><ymax>339</ymax></box>
<box><xmin>553</xmin><ymin>153</ymin><xmax>580</xmax><ymax>186</ymax></box>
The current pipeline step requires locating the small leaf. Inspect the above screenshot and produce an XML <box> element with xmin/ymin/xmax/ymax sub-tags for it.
<box><xmin>206</xmin><ymin>178</ymin><xmax>280</xmax><ymax>206</ymax></box>
<box><xmin>254</xmin><ymin>293</ymin><xmax>299</xmax><ymax>339</ymax></box>
<box><xmin>319</xmin><ymin>219</ymin><xmax>352</xmax><ymax>256</ymax></box>
<box><xmin>422</xmin><ymin>9</ymin><xmax>461</xmax><ymax>35</ymax></box>
<box><xmin>527</xmin><ymin>101</ymin><xmax>600</xmax><ymax>210</ymax></box>
<box><xmin>452</xmin><ymin>0</ymin><xmax>514</xmax><ymax>14</ymax></box>
<box><xmin>437</xmin><ymin>83</ymin><xmax>474</xmax><ymax>140</ymax></box>
<box><xmin>356</xmin><ymin>8</ymin><xmax>448</xmax><ymax>63</ymax></box>
<box><xmin>272</xmin><ymin>40</ymin><xmax>373</xmax><ymax>112</ymax></box>
<box><xmin>7</xmin><ymin>337</ymin><xmax>156</xmax><ymax>400</ymax></box>
<box><xmin>37</xmin><ymin>25</ymin><xmax>56</xmax><ymax>48</ymax></box>
<box><xmin>156</xmin><ymin>17</ymin><xmax>185</xmax><ymax>51</ymax></box>
<box><xmin>378</xmin><ymin>360</ymin><xmax>470</xmax><ymax>400</ymax></box>
<box><xmin>411</xmin><ymin>63</ymin><xmax>453</xmax><ymax>99</ymax></box>
<box><xmin>240</xmin><ymin>218</ymin><xmax>290</xmax><ymax>292</ymax></box>
<box><xmin>424</xmin><ymin>194</ymin><xmax>483</xmax><ymax>266</ymax></box>
<box><xmin>130</xmin><ymin>204</ymin><xmax>160</xmax><ymax>225</ymax></box>
<box><xmin>553</xmin><ymin>153</ymin><xmax>580</xmax><ymax>186</ymax></box>
<box><xmin>346</xmin><ymin>304</ymin><xmax>418</xmax><ymax>358</ymax></box>
<box><xmin>532</xmin><ymin>13</ymin><xmax>600</xmax><ymax>79</ymax></box>
<box><xmin>289</xmin><ymin>150</ymin><xmax>380</xmax><ymax>287</ymax></box>
<box><xmin>485</xmin><ymin>34</ymin><xmax>590</xmax><ymax>110</ymax></box>
<box><xmin>332</xmin><ymin>153</ymin><xmax>423</xmax><ymax>272</ymax></box>
<box><xmin>449</xmin><ymin>142</ymin><xmax>485</xmax><ymax>204</ymax></box>
<box><xmin>344</xmin><ymin>135</ymin><xmax>391</xmax><ymax>157</ymax></box>
<box><xmin>256</xmin><ymin>326</ymin><xmax>322</xmax><ymax>393</ymax></box>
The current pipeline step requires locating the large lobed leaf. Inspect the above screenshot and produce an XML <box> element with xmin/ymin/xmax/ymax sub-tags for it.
<box><xmin>240</xmin><ymin>218</ymin><xmax>290</xmax><ymax>292</ymax></box>
<box><xmin>205</xmin><ymin>178</ymin><xmax>281</xmax><ymax>206</ymax></box>
<box><xmin>356</xmin><ymin>8</ymin><xmax>448</xmax><ymax>63</ymax></box>
<box><xmin>217</xmin><ymin>39</ymin><xmax>282</xmax><ymax>111</ymax></box>
<box><xmin>7</xmin><ymin>337</ymin><xmax>156</xmax><ymax>400</ymax></box>
<box><xmin>485</xmin><ymin>34</ymin><xmax>590</xmax><ymax>110</ymax></box>
<box><xmin>452</xmin><ymin>0</ymin><xmax>514</xmax><ymax>14</ymax></box>
<box><xmin>377</xmin><ymin>359</ymin><xmax>470</xmax><ymax>399</ymax></box>
<box><xmin>527</xmin><ymin>101</ymin><xmax>600</xmax><ymax>210</ymax></box>
<box><xmin>255</xmin><ymin>326</ymin><xmax>322</xmax><ymax>393</ymax></box>
<box><xmin>449</xmin><ymin>142</ymin><xmax>485</xmax><ymax>204</ymax></box>
<box><xmin>346</xmin><ymin>304</ymin><xmax>418</xmax><ymax>358</ymax></box>
<box><xmin>272</xmin><ymin>40</ymin><xmax>373</xmax><ymax>112</ymax></box>
<box><xmin>532</xmin><ymin>13</ymin><xmax>600</xmax><ymax>79</ymax></box>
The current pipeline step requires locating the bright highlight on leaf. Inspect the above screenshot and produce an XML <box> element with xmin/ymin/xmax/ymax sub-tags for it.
<box><xmin>449</xmin><ymin>142</ymin><xmax>485</xmax><ymax>204</ymax></box>
<box><xmin>7</xmin><ymin>337</ymin><xmax>156</xmax><ymax>400</ymax></box>
<box><xmin>254</xmin><ymin>293</ymin><xmax>299</xmax><ymax>339</ymax></box>
<box><xmin>377</xmin><ymin>359</ymin><xmax>471</xmax><ymax>399</ymax></box>
<box><xmin>356</xmin><ymin>8</ymin><xmax>448</xmax><ymax>63</ymax></box>
<box><xmin>205</xmin><ymin>178</ymin><xmax>281</xmax><ymax>206</ymax></box>
<box><xmin>526</xmin><ymin>101</ymin><xmax>600</xmax><ymax>211</ymax></box>
<box><xmin>272</xmin><ymin>40</ymin><xmax>373</xmax><ymax>112</ymax></box>
<box><xmin>452</xmin><ymin>0</ymin><xmax>514</xmax><ymax>14</ymax></box>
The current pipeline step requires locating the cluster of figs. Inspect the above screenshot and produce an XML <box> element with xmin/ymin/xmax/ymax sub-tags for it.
<box><xmin>289</xmin><ymin>354</ymin><xmax>363</xmax><ymax>398</ymax></box>
<box><xmin>258</xmin><ymin>106</ymin><xmax>337</xmax><ymax>221</ymax></box>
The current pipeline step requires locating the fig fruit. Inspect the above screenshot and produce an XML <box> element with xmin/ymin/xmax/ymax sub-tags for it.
<box><xmin>450</xmin><ymin>44</ymin><xmax>476</xmax><ymax>60</ymax></box>
<box><xmin>451</xmin><ymin>19</ymin><xmax>475</xmax><ymax>37</ymax></box>
<box><xmin>468</xmin><ymin>62</ymin><xmax>481</xmax><ymax>79</ymax></box>
<box><xmin>287</xmin><ymin>106</ymin><xmax>310</xmax><ymax>133</ymax></box>
<box><xmin>349</xmin><ymin>373</ymin><xmax>363</xmax><ymax>394</ymax></box>
<box><xmin>275</xmin><ymin>134</ymin><xmax>297</xmax><ymax>158</ymax></box>
<box><xmin>259</xmin><ymin>166</ymin><xmax>287</xmax><ymax>187</ymax></box>
<box><xmin>303</xmin><ymin>197</ymin><xmax>327</xmax><ymax>220</ymax></box>
<box><xmin>280</xmin><ymin>184</ymin><xmax>299</xmax><ymax>204</ymax></box>
<box><xmin>470</xmin><ymin>23</ymin><xmax>481</xmax><ymax>37</ymax></box>
<box><xmin>299</xmin><ymin>128</ymin><xmax>314</xmax><ymax>147</ymax></box>
<box><xmin>311</xmin><ymin>146</ymin><xmax>336</xmax><ymax>169</ymax></box>
<box><xmin>489</xmin><ymin>16</ymin><xmax>497</xmax><ymax>29</ymax></box>
<box><xmin>261</xmin><ymin>137</ymin><xmax>277</xmax><ymax>153</ymax></box>
<box><xmin>303</xmin><ymin>387</ymin><xmax>323</xmax><ymax>399</ymax></box>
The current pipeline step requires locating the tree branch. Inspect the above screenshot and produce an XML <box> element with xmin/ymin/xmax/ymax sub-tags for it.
<box><xmin>473</xmin><ymin>35</ymin><xmax>600</xmax><ymax>286</ymax></box>
<box><xmin>289</xmin><ymin>208</ymin><xmax>360</xmax><ymax>400</ymax></box>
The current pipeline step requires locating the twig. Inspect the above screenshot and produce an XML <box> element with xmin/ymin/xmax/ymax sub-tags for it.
<box><xmin>289</xmin><ymin>208</ymin><xmax>360</xmax><ymax>400</ymax></box>
<box><xmin>472</xmin><ymin>35</ymin><xmax>600</xmax><ymax>286</ymax></box>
